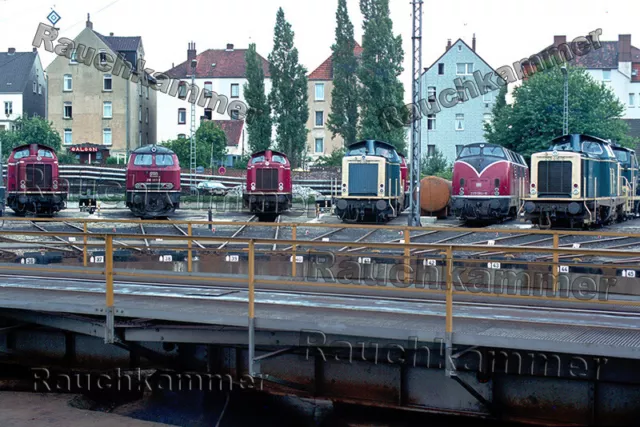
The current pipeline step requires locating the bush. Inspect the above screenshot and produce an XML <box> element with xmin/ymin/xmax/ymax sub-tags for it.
<box><xmin>420</xmin><ymin>147</ymin><xmax>452</xmax><ymax>180</ymax></box>
<box><xmin>57</xmin><ymin>152</ymin><xmax>79</xmax><ymax>164</ymax></box>
<box><xmin>106</xmin><ymin>157</ymin><xmax>120</xmax><ymax>165</ymax></box>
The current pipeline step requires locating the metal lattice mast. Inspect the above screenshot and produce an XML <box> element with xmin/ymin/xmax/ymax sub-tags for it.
<box><xmin>562</xmin><ymin>67</ymin><xmax>569</xmax><ymax>135</ymax></box>
<box><xmin>189</xmin><ymin>59</ymin><xmax>197</xmax><ymax>191</ymax></box>
<box><xmin>409</xmin><ymin>0</ymin><xmax>423</xmax><ymax>227</ymax></box>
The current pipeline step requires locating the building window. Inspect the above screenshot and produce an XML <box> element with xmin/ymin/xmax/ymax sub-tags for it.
<box><xmin>315</xmin><ymin>111</ymin><xmax>324</xmax><ymax>127</ymax></box>
<box><xmin>427</xmin><ymin>114</ymin><xmax>436</xmax><ymax>130</ymax></box>
<box><xmin>455</xmin><ymin>114</ymin><xmax>464</xmax><ymax>131</ymax></box>
<box><xmin>203</xmin><ymin>108</ymin><xmax>213</xmax><ymax>120</ymax></box>
<box><xmin>103</xmin><ymin>101</ymin><xmax>112</xmax><ymax>118</ymax></box>
<box><xmin>315</xmin><ymin>83</ymin><xmax>325</xmax><ymax>101</ymax></box>
<box><xmin>38</xmin><ymin>84</ymin><xmax>42</xmax><ymax>95</ymax></box>
<box><xmin>63</xmin><ymin>74</ymin><xmax>72</xmax><ymax>91</ymax></box>
<box><xmin>178</xmin><ymin>82</ymin><xmax>187</xmax><ymax>99</ymax></box>
<box><xmin>138</xmin><ymin>105</ymin><xmax>142</xmax><ymax>122</ymax></box>
<box><xmin>483</xmin><ymin>90</ymin><xmax>493</xmax><ymax>102</ymax></box>
<box><xmin>99</xmin><ymin>49</ymin><xmax>107</xmax><ymax>65</ymax></box>
<box><xmin>178</xmin><ymin>108</ymin><xmax>186</xmax><ymax>124</ymax></box>
<box><xmin>230</xmin><ymin>110</ymin><xmax>239</xmax><ymax>120</ymax></box>
<box><xmin>458</xmin><ymin>44</ymin><xmax>462</xmax><ymax>51</ymax></box>
<box><xmin>64</xmin><ymin>129</ymin><xmax>72</xmax><ymax>145</ymax></box>
<box><xmin>103</xmin><ymin>128</ymin><xmax>112</xmax><ymax>145</ymax></box>
<box><xmin>315</xmin><ymin>138</ymin><xmax>324</xmax><ymax>153</ymax></box>
<box><xmin>231</xmin><ymin>83</ymin><xmax>239</xmax><ymax>98</ymax></box>
<box><xmin>483</xmin><ymin>113</ymin><xmax>492</xmax><ymax>123</ymax></box>
<box><xmin>33</xmin><ymin>81</ymin><xmax>37</xmax><ymax>93</ymax></box>
<box><xmin>603</xmin><ymin>69</ymin><xmax>611</xmax><ymax>81</ymax></box>
<box><xmin>629</xmin><ymin>93</ymin><xmax>635</xmax><ymax>107</ymax></box>
<box><xmin>69</xmin><ymin>49</ymin><xmax>78</xmax><ymax>64</ymax></box>
<box><xmin>204</xmin><ymin>81</ymin><xmax>212</xmax><ymax>97</ymax></box>
<box><xmin>456</xmin><ymin>63</ymin><xmax>474</xmax><ymax>75</ymax></box>
<box><xmin>178</xmin><ymin>133</ymin><xmax>186</xmax><ymax>139</ymax></box>
<box><xmin>427</xmin><ymin>86</ymin><xmax>436</xmax><ymax>102</ymax></box>
<box><xmin>146</xmin><ymin>107</ymin><xmax>149</xmax><ymax>123</ymax></box>
<box><xmin>103</xmin><ymin>74</ymin><xmax>112</xmax><ymax>91</ymax></box>
<box><xmin>4</xmin><ymin>101</ymin><xmax>12</xmax><ymax>116</ymax></box>
<box><xmin>63</xmin><ymin>102</ymin><xmax>72</xmax><ymax>119</ymax></box>
<box><xmin>427</xmin><ymin>145</ymin><xmax>435</xmax><ymax>158</ymax></box>
<box><xmin>438</xmin><ymin>63</ymin><xmax>444</xmax><ymax>75</ymax></box>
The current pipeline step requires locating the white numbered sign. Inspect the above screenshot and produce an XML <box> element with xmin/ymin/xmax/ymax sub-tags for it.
<box><xmin>572</xmin><ymin>243</ymin><xmax>581</xmax><ymax>249</ymax></box>
<box><xmin>156</xmin><ymin>238</ymin><xmax>163</xmax><ymax>242</ymax></box>
<box><xmin>487</xmin><ymin>240</ymin><xmax>496</xmax><ymax>246</ymax></box>
<box><xmin>21</xmin><ymin>257</ymin><xmax>36</xmax><ymax>265</ymax></box>
<box><xmin>322</xmin><ymin>238</ymin><xmax>330</xmax><ymax>242</ymax></box>
<box><xmin>290</xmin><ymin>255</ymin><xmax>303</xmax><ymax>263</ymax></box>
<box><xmin>159</xmin><ymin>255</ymin><xmax>173</xmax><ymax>262</ymax></box>
<box><xmin>622</xmin><ymin>270</ymin><xmax>636</xmax><ymax>278</ymax></box>
<box><xmin>487</xmin><ymin>262</ymin><xmax>501</xmax><ymax>269</ymax></box>
<box><xmin>399</xmin><ymin>239</ymin><xmax>405</xmax><ymax>244</ymax></box>
<box><xmin>91</xmin><ymin>256</ymin><xmax>104</xmax><ymax>263</ymax></box>
<box><xmin>69</xmin><ymin>237</ymin><xmax>76</xmax><ymax>242</ymax></box>
<box><xmin>225</xmin><ymin>255</ymin><xmax>239</xmax><ymax>262</ymax></box>
<box><xmin>559</xmin><ymin>265</ymin><xmax>569</xmax><ymax>273</ymax></box>
<box><xmin>423</xmin><ymin>259</ymin><xmax>437</xmax><ymax>266</ymax></box>
<box><xmin>358</xmin><ymin>257</ymin><xmax>371</xmax><ymax>264</ymax></box>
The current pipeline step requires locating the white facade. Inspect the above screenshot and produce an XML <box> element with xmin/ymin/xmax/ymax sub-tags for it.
<box><xmin>156</xmin><ymin>76</ymin><xmax>273</xmax><ymax>158</ymax></box>
<box><xmin>585</xmin><ymin>67</ymin><xmax>640</xmax><ymax>120</ymax></box>
<box><xmin>0</xmin><ymin>94</ymin><xmax>23</xmax><ymax>131</ymax></box>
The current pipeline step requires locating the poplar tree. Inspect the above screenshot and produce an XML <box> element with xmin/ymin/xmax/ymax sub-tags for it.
<box><xmin>243</xmin><ymin>43</ymin><xmax>272</xmax><ymax>153</ymax></box>
<box><xmin>268</xmin><ymin>8</ymin><xmax>309</xmax><ymax>168</ymax></box>
<box><xmin>327</xmin><ymin>0</ymin><xmax>359</xmax><ymax>147</ymax></box>
<box><xmin>357</xmin><ymin>0</ymin><xmax>406</xmax><ymax>153</ymax></box>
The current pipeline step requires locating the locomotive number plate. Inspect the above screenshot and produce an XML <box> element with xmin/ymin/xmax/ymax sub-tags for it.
<box><xmin>358</xmin><ymin>257</ymin><xmax>371</xmax><ymax>264</ymax></box>
<box><xmin>91</xmin><ymin>256</ymin><xmax>104</xmax><ymax>263</ymax></box>
<box><xmin>149</xmin><ymin>172</ymin><xmax>158</xmax><ymax>177</ymax></box>
<box><xmin>476</xmin><ymin>182</ymin><xmax>482</xmax><ymax>187</ymax></box>
<box><xmin>487</xmin><ymin>262</ymin><xmax>501</xmax><ymax>269</ymax></box>
<box><xmin>622</xmin><ymin>270</ymin><xmax>636</xmax><ymax>278</ymax></box>
<box><xmin>424</xmin><ymin>259</ymin><xmax>437</xmax><ymax>266</ymax></box>
<box><xmin>226</xmin><ymin>255</ymin><xmax>239</xmax><ymax>262</ymax></box>
<box><xmin>487</xmin><ymin>240</ymin><xmax>496</xmax><ymax>246</ymax></box>
<box><xmin>290</xmin><ymin>256</ymin><xmax>303</xmax><ymax>263</ymax></box>
<box><xmin>21</xmin><ymin>257</ymin><xmax>36</xmax><ymax>265</ymax></box>
<box><xmin>159</xmin><ymin>255</ymin><xmax>173</xmax><ymax>262</ymax></box>
<box><xmin>558</xmin><ymin>265</ymin><xmax>569</xmax><ymax>273</ymax></box>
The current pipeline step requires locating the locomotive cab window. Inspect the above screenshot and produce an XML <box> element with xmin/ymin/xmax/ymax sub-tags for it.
<box><xmin>272</xmin><ymin>155</ymin><xmax>287</xmax><ymax>164</ymax></box>
<box><xmin>458</xmin><ymin>146</ymin><xmax>481</xmax><ymax>157</ymax></box>
<box><xmin>155</xmin><ymin>155</ymin><xmax>174</xmax><ymax>166</ymax></box>
<box><xmin>581</xmin><ymin>142</ymin><xmax>603</xmax><ymax>155</ymax></box>
<box><xmin>13</xmin><ymin>149</ymin><xmax>30</xmax><ymax>160</ymax></box>
<box><xmin>251</xmin><ymin>156</ymin><xmax>265</xmax><ymax>164</ymax></box>
<box><xmin>483</xmin><ymin>146</ymin><xmax>506</xmax><ymax>158</ymax></box>
<box><xmin>133</xmin><ymin>154</ymin><xmax>153</xmax><ymax>166</ymax></box>
<box><xmin>346</xmin><ymin>147</ymin><xmax>368</xmax><ymax>156</ymax></box>
<box><xmin>37</xmin><ymin>149</ymin><xmax>54</xmax><ymax>158</ymax></box>
<box><xmin>551</xmin><ymin>142</ymin><xmax>572</xmax><ymax>151</ymax></box>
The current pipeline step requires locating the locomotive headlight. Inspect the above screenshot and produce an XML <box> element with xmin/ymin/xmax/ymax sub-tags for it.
<box><xmin>279</xmin><ymin>182</ymin><xmax>283</xmax><ymax>191</ymax></box>
<box><xmin>135</xmin><ymin>183</ymin><xmax>144</xmax><ymax>189</ymax></box>
<box><xmin>162</xmin><ymin>183</ymin><xmax>174</xmax><ymax>190</ymax></box>
<box><xmin>379</xmin><ymin>184</ymin><xmax>384</xmax><ymax>194</ymax></box>
<box><xmin>494</xmin><ymin>188</ymin><xmax>500</xmax><ymax>196</ymax></box>
<box><xmin>573</xmin><ymin>188</ymin><xmax>579</xmax><ymax>195</ymax></box>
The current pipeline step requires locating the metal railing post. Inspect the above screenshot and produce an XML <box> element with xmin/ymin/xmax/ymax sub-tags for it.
<box><xmin>105</xmin><ymin>234</ymin><xmax>115</xmax><ymax>344</ymax></box>
<box><xmin>552</xmin><ymin>233</ymin><xmax>559</xmax><ymax>295</ymax></box>
<box><xmin>445</xmin><ymin>246</ymin><xmax>455</xmax><ymax>377</ymax></box>
<box><xmin>291</xmin><ymin>225</ymin><xmax>297</xmax><ymax>277</ymax></box>
<box><xmin>187</xmin><ymin>223</ymin><xmax>193</xmax><ymax>273</ymax></box>
<box><xmin>248</xmin><ymin>240</ymin><xmax>256</xmax><ymax>376</ymax></box>
<box><xmin>83</xmin><ymin>222</ymin><xmax>88</xmax><ymax>267</ymax></box>
<box><xmin>404</xmin><ymin>227</ymin><xmax>411</xmax><ymax>285</ymax></box>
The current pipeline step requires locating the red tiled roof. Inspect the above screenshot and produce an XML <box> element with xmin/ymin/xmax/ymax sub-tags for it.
<box><xmin>212</xmin><ymin>120</ymin><xmax>244</xmax><ymax>147</ymax></box>
<box><xmin>539</xmin><ymin>41</ymin><xmax>640</xmax><ymax>69</ymax></box>
<box><xmin>165</xmin><ymin>49</ymin><xmax>270</xmax><ymax>79</ymax></box>
<box><xmin>308</xmin><ymin>42</ymin><xmax>363</xmax><ymax>80</ymax></box>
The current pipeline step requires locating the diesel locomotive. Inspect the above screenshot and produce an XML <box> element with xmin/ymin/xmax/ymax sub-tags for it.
<box><xmin>612</xmin><ymin>144</ymin><xmax>640</xmax><ymax>216</ymax></box>
<box><xmin>242</xmin><ymin>149</ymin><xmax>292</xmax><ymax>215</ymax></box>
<box><xmin>451</xmin><ymin>142</ymin><xmax>529</xmax><ymax>222</ymax></box>
<box><xmin>6</xmin><ymin>143</ymin><xmax>67</xmax><ymax>216</ymax></box>
<box><xmin>125</xmin><ymin>145</ymin><xmax>181</xmax><ymax>218</ymax></box>
<box><xmin>523</xmin><ymin>134</ymin><xmax>635</xmax><ymax>228</ymax></box>
<box><xmin>334</xmin><ymin>140</ymin><xmax>408</xmax><ymax>223</ymax></box>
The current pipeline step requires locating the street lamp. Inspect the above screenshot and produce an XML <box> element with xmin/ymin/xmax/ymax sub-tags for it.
<box><xmin>561</xmin><ymin>65</ymin><xmax>568</xmax><ymax>136</ymax></box>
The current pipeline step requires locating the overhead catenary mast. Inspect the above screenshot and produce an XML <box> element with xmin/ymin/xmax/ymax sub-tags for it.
<box><xmin>409</xmin><ymin>0</ymin><xmax>423</xmax><ymax>227</ymax></box>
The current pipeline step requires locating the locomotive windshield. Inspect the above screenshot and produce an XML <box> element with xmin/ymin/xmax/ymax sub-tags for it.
<box><xmin>251</xmin><ymin>155</ymin><xmax>265</xmax><ymax>164</ymax></box>
<box><xmin>346</xmin><ymin>146</ymin><xmax>367</xmax><ymax>156</ymax></box>
<box><xmin>582</xmin><ymin>141</ymin><xmax>604</xmax><ymax>155</ymax></box>
<box><xmin>458</xmin><ymin>145</ymin><xmax>505</xmax><ymax>159</ymax></box>
<box><xmin>133</xmin><ymin>154</ymin><xmax>153</xmax><ymax>166</ymax></box>
<box><xmin>155</xmin><ymin>155</ymin><xmax>174</xmax><ymax>166</ymax></box>
<box><xmin>13</xmin><ymin>149</ymin><xmax>29</xmax><ymax>159</ymax></box>
<box><xmin>272</xmin><ymin>155</ymin><xmax>287</xmax><ymax>164</ymax></box>
<box><xmin>37</xmin><ymin>149</ymin><xmax>54</xmax><ymax>158</ymax></box>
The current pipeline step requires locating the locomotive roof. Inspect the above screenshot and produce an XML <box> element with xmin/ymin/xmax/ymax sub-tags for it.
<box><xmin>132</xmin><ymin>145</ymin><xmax>175</xmax><ymax>154</ymax></box>
<box><xmin>11</xmin><ymin>143</ymin><xmax>55</xmax><ymax>152</ymax></box>
<box><xmin>250</xmin><ymin>149</ymin><xmax>288</xmax><ymax>158</ymax></box>
<box><xmin>347</xmin><ymin>139</ymin><xmax>397</xmax><ymax>151</ymax></box>
<box><xmin>547</xmin><ymin>134</ymin><xmax>611</xmax><ymax>149</ymax></box>
<box><xmin>611</xmin><ymin>145</ymin><xmax>636</xmax><ymax>154</ymax></box>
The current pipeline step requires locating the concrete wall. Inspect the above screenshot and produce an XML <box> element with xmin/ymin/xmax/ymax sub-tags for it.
<box><xmin>21</xmin><ymin>54</ymin><xmax>47</xmax><ymax>120</ymax></box>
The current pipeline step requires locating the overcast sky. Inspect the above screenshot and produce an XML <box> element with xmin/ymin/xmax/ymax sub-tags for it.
<box><xmin>1</xmin><ymin>0</ymin><xmax>638</xmax><ymax>103</ymax></box>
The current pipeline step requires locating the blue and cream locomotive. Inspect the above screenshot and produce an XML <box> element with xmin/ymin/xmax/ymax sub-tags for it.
<box><xmin>523</xmin><ymin>134</ymin><xmax>635</xmax><ymax>228</ymax></box>
<box><xmin>334</xmin><ymin>140</ymin><xmax>408</xmax><ymax>223</ymax></box>
<box><xmin>612</xmin><ymin>144</ymin><xmax>640</xmax><ymax>217</ymax></box>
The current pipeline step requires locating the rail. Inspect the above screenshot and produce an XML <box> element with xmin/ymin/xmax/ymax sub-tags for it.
<box><xmin>0</xmin><ymin>222</ymin><xmax>639</xmax><ymax>377</ymax></box>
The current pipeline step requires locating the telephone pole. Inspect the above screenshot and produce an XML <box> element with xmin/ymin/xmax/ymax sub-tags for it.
<box><xmin>409</xmin><ymin>0</ymin><xmax>423</xmax><ymax>227</ymax></box>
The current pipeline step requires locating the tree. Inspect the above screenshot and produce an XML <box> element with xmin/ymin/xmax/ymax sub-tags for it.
<box><xmin>244</xmin><ymin>43</ymin><xmax>272</xmax><ymax>153</ymax></box>
<box><xmin>313</xmin><ymin>147</ymin><xmax>346</xmax><ymax>167</ymax></box>
<box><xmin>420</xmin><ymin>147</ymin><xmax>452</xmax><ymax>180</ymax></box>
<box><xmin>161</xmin><ymin>121</ymin><xmax>227</xmax><ymax>169</ymax></box>
<box><xmin>268</xmin><ymin>8</ymin><xmax>309</xmax><ymax>168</ymax></box>
<box><xmin>327</xmin><ymin>0</ymin><xmax>359</xmax><ymax>146</ymax></box>
<box><xmin>0</xmin><ymin>116</ymin><xmax>61</xmax><ymax>159</ymax></box>
<box><xmin>484</xmin><ymin>65</ymin><xmax>634</xmax><ymax>159</ymax></box>
<box><xmin>357</xmin><ymin>0</ymin><xmax>406</xmax><ymax>153</ymax></box>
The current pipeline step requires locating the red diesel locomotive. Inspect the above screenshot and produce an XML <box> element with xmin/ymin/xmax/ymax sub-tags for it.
<box><xmin>6</xmin><ymin>143</ymin><xmax>67</xmax><ymax>216</ymax></box>
<box><xmin>451</xmin><ymin>142</ymin><xmax>529</xmax><ymax>222</ymax></box>
<box><xmin>126</xmin><ymin>145</ymin><xmax>181</xmax><ymax>218</ymax></box>
<box><xmin>243</xmin><ymin>149</ymin><xmax>292</xmax><ymax>215</ymax></box>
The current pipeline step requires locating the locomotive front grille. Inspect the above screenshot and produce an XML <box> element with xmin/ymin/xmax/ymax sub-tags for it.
<box><xmin>538</xmin><ymin>161</ymin><xmax>572</xmax><ymax>197</ymax></box>
<box><xmin>348</xmin><ymin>163</ymin><xmax>378</xmax><ymax>196</ymax></box>
<box><xmin>256</xmin><ymin>169</ymin><xmax>279</xmax><ymax>191</ymax></box>
<box><xmin>25</xmin><ymin>164</ymin><xmax>52</xmax><ymax>188</ymax></box>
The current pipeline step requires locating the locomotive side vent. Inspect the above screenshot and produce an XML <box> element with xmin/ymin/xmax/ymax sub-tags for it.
<box><xmin>348</xmin><ymin>163</ymin><xmax>378</xmax><ymax>196</ymax></box>
<box><xmin>538</xmin><ymin>160</ymin><xmax>572</xmax><ymax>197</ymax></box>
<box><xmin>256</xmin><ymin>168</ymin><xmax>279</xmax><ymax>191</ymax></box>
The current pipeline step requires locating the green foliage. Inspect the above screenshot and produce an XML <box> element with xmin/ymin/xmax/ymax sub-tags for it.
<box><xmin>0</xmin><ymin>116</ymin><xmax>61</xmax><ymax>159</ymax></box>
<box><xmin>160</xmin><ymin>137</ymin><xmax>191</xmax><ymax>168</ymax></box>
<box><xmin>357</xmin><ymin>0</ymin><xmax>406</xmax><ymax>154</ymax></box>
<box><xmin>161</xmin><ymin>123</ymin><xmax>227</xmax><ymax>169</ymax></box>
<box><xmin>420</xmin><ymin>147</ymin><xmax>452</xmax><ymax>180</ymax></box>
<box><xmin>105</xmin><ymin>157</ymin><xmax>120</xmax><ymax>165</ymax></box>
<box><xmin>244</xmin><ymin>43</ymin><xmax>272</xmax><ymax>153</ymax></box>
<box><xmin>485</xmin><ymin>65</ymin><xmax>635</xmax><ymax>160</ymax></box>
<box><xmin>313</xmin><ymin>147</ymin><xmax>346</xmax><ymax>167</ymax></box>
<box><xmin>327</xmin><ymin>0</ymin><xmax>359</xmax><ymax>146</ymax></box>
<box><xmin>56</xmin><ymin>151</ymin><xmax>80</xmax><ymax>164</ymax></box>
<box><xmin>232</xmin><ymin>154</ymin><xmax>251</xmax><ymax>170</ymax></box>
<box><xmin>268</xmin><ymin>8</ymin><xmax>309</xmax><ymax>169</ymax></box>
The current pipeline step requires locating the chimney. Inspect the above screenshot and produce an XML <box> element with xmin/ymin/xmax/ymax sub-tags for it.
<box><xmin>109</xmin><ymin>32</ymin><xmax>114</xmax><ymax>36</ymax></box>
<box><xmin>619</xmin><ymin>34</ymin><xmax>632</xmax><ymax>62</ymax></box>
<box><xmin>472</xmin><ymin>33</ymin><xmax>476</xmax><ymax>52</ymax></box>
<box><xmin>226</xmin><ymin>43</ymin><xmax>234</xmax><ymax>51</ymax></box>
<box><xmin>7</xmin><ymin>47</ymin><xmax>15</xmax><ymax>55</ymax></box>
<box><xmin>187</xmin><ymin>41</ymin><xmax>197</xmax><ymax>64</ymax></box>
<box><xmin>32</xmin><ymin>47</ymin><xmax>37</xmax><ymax>52</ymax></box>
<box><xmin>446</xmin><ymin>39</ymin><xmax>452</xmax><ymax>51</ymax></box>
<box><xmin>553</xmin><ymin>35</ymin><xmax>567</xmax><ymax>47</ymax></box>
<box><xmin>86</xmin><ymin>13</ymin><xmax>92</xmax><ymax>29</ymax></box>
